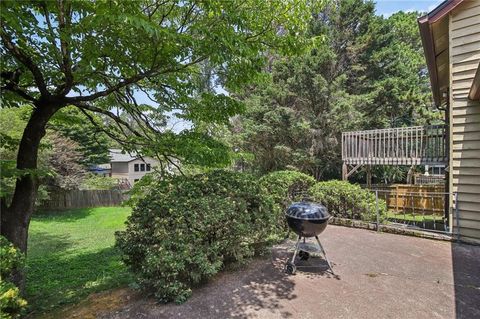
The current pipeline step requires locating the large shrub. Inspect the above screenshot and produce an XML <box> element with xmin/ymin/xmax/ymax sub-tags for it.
<box><xmin>310</xmin><ymin>180</ymin><xmax>387</xmax><ymax>222</ymax></box>
<box><xmin>0</xmin><ymin>236</ymin><xmax>27</xmax><ymax>319</ymax></box>
<box><xmin>115</xmin><ymin>170</ymin><xmax>275</xmax><ymax>303</ymax></box>
<box><xmin>122</xmin><ymin>172</ymin><xmax>158</xmax><ymax>207</ymax></box>
<box><xmin>259</xmin><ymin>170</ymin><xmax>316</xmax><ymax>233</ymax></box>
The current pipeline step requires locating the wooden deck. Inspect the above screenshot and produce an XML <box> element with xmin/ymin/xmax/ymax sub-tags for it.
<box><xmin>342</xmin><ymin>125</ymin><xmax>448</xmax><ymax>166</ymax></box>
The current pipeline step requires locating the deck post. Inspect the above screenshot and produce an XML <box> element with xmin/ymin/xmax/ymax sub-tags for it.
<box><xmin>342</xmin><ymin>162</ymin><xmax>348</xmax><ymax>181</ymax></box>
<box><xmin>406</xmin><ymin>165</ymin><xmax>415</xmax><ymax>184</ymax></box>
<box><xmin>366</xmin><ymin>165</ymin><xmax>372</xmax><ymax>188</ymax></box>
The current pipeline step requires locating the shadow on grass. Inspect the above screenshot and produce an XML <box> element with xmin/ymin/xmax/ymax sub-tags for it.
<box><xmin>33</xmin><ymin>207</ymin><xmax>97</xmax><ymax>222</ymax></box>
<box><xmin>27</xmin><ymin>231</ymin><xmax>74</xmax><ymax>260</ymax></box>
<box><xmin>26</xmin><ymin>246</ymin><xmax>132</xmax><ymax>315</ymax></box>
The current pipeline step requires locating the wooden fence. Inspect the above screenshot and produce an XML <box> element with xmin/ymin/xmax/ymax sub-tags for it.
<box><xmin>368</xmin><ymin>184</ymin><xmax>446</xmax><ymax>215</ymax></box>
<box><xmin>39</xmin><ymin>189</ymin><xmax>126</xmax><ymax>210</ymax></box>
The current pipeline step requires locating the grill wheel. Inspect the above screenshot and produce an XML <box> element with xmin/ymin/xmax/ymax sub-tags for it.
<box><xmin>285</xmin><ymin>261</ymin><xmax>296</xmax><ymax>275</ymax></box>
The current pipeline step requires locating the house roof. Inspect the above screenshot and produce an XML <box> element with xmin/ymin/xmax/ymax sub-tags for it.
<box><xmin>418</xmin><ymin>0</ymin><xmax>466</xmax><ymax>107</ymax></box>
<box><xmin>109</xmin><ymin>149</ymin><xmax>140</xmax><ymax>163</ymax></box>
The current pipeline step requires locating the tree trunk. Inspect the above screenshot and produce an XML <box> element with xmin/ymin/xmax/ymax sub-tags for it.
<box><xmin>0</xmin><ymin>100</ymin><xmax>61</xmax><ymax>290</ymax></box>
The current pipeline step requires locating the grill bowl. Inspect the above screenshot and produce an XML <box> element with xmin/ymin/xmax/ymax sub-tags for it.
<box><xmin>285</xmin><ymin>202</ymin><xmax>330</xmax><ymax>237</ymax></box>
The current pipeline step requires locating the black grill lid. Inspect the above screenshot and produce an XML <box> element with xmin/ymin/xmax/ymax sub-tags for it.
<box><xmin>285</xmin><ymin>201</ymin><xmax>330</xmax><ymax>220</ymax></box>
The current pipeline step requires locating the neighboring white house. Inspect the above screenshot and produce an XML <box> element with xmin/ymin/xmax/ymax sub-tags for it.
<box><xmin>106</xmin><ymin>149</ymin><xmax>159</xmax><ymax>186</ymax></box>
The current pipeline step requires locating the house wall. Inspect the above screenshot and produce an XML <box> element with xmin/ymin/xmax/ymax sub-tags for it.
<box><xmin>127</xmin><ymin>157</ymin><xmax>159</xmax><ymax>185</ymax></box>
<box><xmin>449</xmin><ymin>0</ymin><xmax>480</xmax><ymax>244</ymax></box>
<box><xmin>110</xmin><ymin>162</ymin><xmax>129</xmax><ymax>180</ymax></box>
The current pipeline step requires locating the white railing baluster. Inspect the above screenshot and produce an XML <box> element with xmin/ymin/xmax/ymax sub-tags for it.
<box><xmin>341</xmin><ymin>125</ymin><xmax>447</xmax><ymax>167</ymax></box>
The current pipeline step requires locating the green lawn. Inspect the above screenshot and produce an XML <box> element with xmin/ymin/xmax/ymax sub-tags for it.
<box><xmin>386</xmin><ymin>211</ymin><xmax>444</xmax><ymax>222</ymax></box>
<box><xmin>26</xmin><ymin>206</ymin><xmax>133</xmax><ymax>315</ymax></box>
<box><xmin>385</xmin><ymin>211</ymin><xmax>446</xmax><ymax>230</ymax></box>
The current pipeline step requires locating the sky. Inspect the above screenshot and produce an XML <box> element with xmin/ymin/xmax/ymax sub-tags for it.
<box><xmin>375</xmin><ymin>0</ymin><xmax>444</xmax><ymax>17</ymax></box>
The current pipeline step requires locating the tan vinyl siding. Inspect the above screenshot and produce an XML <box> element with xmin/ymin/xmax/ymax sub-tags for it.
<box><xmin>449</xmin><ymin>0</ymin><xmax>480</xmax><ymax>244</ymax></box>
<box><xmin>111</xmin><ymin>162</ymin><xmax>128</xmax><ymax>174</ymax></box>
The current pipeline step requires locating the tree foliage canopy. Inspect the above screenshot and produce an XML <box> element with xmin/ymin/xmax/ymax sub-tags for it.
<box><xmin>49</xmin><ymin>107</ymin><xmax>111</xmax><ymax>166</ymax></box>
<box><xmin>0</xmin><ymin>0</ymin><xmax>319</xmax><ymax>261</ymax></box>
<box><xmin>1</xmin><ymin>0</ymin><xmax>314</xmax><ymax>167</ymax></box>
<box><xmin>230</xmin><ymin>0</ymin><xmax>441</xmax><ymax>180</ymax></box>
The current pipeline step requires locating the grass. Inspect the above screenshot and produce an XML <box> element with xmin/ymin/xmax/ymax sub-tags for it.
<box><xmin>26</xmin><ymin>206</ymin><xmax>133</xmax><ymax>315</ymax></box>
<box><xmin>385</xmin><ymin>211</ymin><xmax>446</xmax><ymax>230</ymax></box>
<box><xmin>386</xmin><ymin>211</ymin><xmax>444</xmax><ymax>222</ymax></box>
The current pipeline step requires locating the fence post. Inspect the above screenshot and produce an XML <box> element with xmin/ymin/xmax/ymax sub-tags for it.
<box><xmin>375</xmin><ymin>190</ymin><xmax>380</xmax><ymax>232</ymax></box>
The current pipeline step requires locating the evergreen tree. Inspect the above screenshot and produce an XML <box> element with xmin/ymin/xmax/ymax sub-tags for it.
<box><xmin>231</xmin><ymin>1</ymin><xmax>439</xmax><ymax>179</ymax></box>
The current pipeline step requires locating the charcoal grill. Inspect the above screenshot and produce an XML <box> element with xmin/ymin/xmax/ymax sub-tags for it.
<box><xmin>284</xmin><ymin>201</ymin><xmax>334</xmax><ymax>275</ymax></box>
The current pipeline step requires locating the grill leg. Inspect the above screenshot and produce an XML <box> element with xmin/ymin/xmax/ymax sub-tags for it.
<box><xmin>291</xmin><ymin>235</ymin><xmax>302</xmax><ymax>264</ymax></box>
<box><xmin>315</xmin><ymin>236</ymin><xmax>334</xmax><ymax>274</ymax></box>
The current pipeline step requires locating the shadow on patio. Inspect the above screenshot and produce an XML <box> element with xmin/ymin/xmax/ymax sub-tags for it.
<box><xmin>451</xmin><ymin>242</ymin><xmax>480</xmax><ymax>318</ymax></box>
<box><xmin>48</xmin><ymin>225</ymin><xmax>480</xmax><ymax>319</ymax></box>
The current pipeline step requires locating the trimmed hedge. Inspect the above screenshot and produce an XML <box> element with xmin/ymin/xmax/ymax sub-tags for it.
<box><xmin>0</xmin><ymin>236</ymin><xmax>27</xmax><ymax>319</ymax></box>
<box><xmin>309</xmin><ymin>180</ymin><xmax>387</xmax><ymax>222</ymax></box>
<box><xmin>259</xmin><ymin>170</ymin><xmax>316</xmax><ymax>234</ymax></box>
<box><xmin>115</xmin><ymin>170</ymin><xmax>275</xmax><ymax>303</ymax></box>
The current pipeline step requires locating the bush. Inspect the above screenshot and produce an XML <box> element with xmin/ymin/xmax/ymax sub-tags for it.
<box><xmin>259</xmin><ymin>170</ymin><xmax>316</xmax><ymax>234</ymax></box>
<box><xmin>0</xmin><ymin>236</ymin><xmax>27</xmax><ymax>319</ymax></box>
<box><xmin>310</xmin><ymin>180</ymin><xmax>387</xmax><ymax>222</ymax></box>
<box><xmin>80</xmin><ymin>173</ymin><xmax>118</xmax><ymax>190</ymax></box>
<box><xmin>122</xmin><ymin>172</ymin><xmax>158</xmax><ymax>207</ymax></box>
<box><xmin>115</xmin><ymin>170</ymin><xmax>275</xmax><ymax>303</ymax></box>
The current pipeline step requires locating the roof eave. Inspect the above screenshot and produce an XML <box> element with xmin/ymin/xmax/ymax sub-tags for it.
<box><xmin>418</xmin><ymin>16</ymin><xmax>442</xmax><ymax>107</ymax></box>
<box><xmin>427</xmin><ymin>0</ymin><xmax>465</xmax><ymax>23</ymax></box>
<box><xmin>417</xmin><ymin>0</ymin><xmax>466</xmax><ymax>107</ymax></box>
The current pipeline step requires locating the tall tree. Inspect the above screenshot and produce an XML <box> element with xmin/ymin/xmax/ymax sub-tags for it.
<box><xmin>0</xmin><ymin>0</ymin><xmax>314</xmax><ymax>287</ymax></box>
<box><xmin>232</xmin><ymin>0</ymin><xmax>375</xmax><ymax>179</ymax></box>
<box><xmin>361</xmin><ymin>11</ymin><xmax>437</xmax><ymax>128</ymax></box>
<box><xmin>49</xmin><ymin>106</ymin><xmax>111</xmax><ymax>167</ymax></box>
<box><xmin>0</xmin><ymin>107</ymin><xmax>85</xmax><ymax>201</ymax></box>
<box><xmin>231</xmin><ymin>0</ymin><xmax>438</xmax><ymax>180</ymax></box>
<box><xmin>44</xmin><ymin>132</ymin><xmax>86</xmax><ymax>190</ymax></box>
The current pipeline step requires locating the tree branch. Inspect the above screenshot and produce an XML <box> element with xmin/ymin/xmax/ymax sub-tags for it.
<box><xmin>72</xmin><ymin>101</ymin><xmax>144</xmax><ymax>138</ymax></box>
<box><xmin>67</xmin><ymin>70</ymin><xmax>156</xmax><ymax>102</ymax></box>
<box><xmin>1</xmin><ymin>69</ymin><xmax>37</xmax><ymax>102</ymax></box>
<box><xmin>40</xmin><ymin>2</ymin><xmax>62</xmax><ymax>67</ymax></box>
<box><xmin>56</xmin><ymin>0</ymin><xmax>74</xmax><ymax>95</ymax></box>
<box><xmin>1</xmin><ymin>29</ymin><xmax>49</xmax><ymax>97</ymax></box>
<box><xmin>76</xmin><ymin>107</ymin><xmax>150</xmax><ymax>148</ymax></box>
<box><xmin>1</xmin><ymin>86</ymin><xmax>36</xmax><ymax>102</ymax></box>
<box><xmin>177</xmin><ymin>2</ymin><xmax>196</xmax><ymax>33</ymax></box>
<box><xmin>163</xmin><ymin>154</ymin><xmax>184</xmax><ymax>176</ymax></box>
<box><xmin>67</xmin><ymin>55</ymin><xmax>207</xmax><ymax>103</ymax></box>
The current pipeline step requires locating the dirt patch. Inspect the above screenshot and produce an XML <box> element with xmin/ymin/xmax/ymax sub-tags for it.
<box><xmin>32</xmin><ymin>288</ymin><xmax>139</xmax><ymax>319</ymax></box>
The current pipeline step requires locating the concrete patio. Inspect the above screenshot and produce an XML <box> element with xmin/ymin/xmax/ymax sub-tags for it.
<box><xmin>63</xmin><ymin>225</ymin><xmax>480</xmax><ymax>319</ymax></box>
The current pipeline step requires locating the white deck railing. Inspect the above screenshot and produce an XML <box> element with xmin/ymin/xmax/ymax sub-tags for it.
<box><xmin>342</xmin><ymin>125</ymin><xmax>447</xmax><ymax>166</ymax></box>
